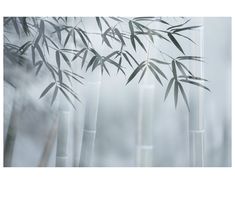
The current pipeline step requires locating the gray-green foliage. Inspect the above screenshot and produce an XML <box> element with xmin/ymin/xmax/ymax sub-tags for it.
<box><xmin>3</xmin><ymin>17</ymin><xmax>210</xmax><ymax>110</ymax></box>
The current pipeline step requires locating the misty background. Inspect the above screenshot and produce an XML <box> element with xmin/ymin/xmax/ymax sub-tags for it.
<box><xmin>3</xmin><ymin>17</ymin><xmax>231</xmax><ymax>167</ymax></box>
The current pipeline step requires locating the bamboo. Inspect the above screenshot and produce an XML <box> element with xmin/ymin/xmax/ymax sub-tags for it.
<box><xmin>79</xmin><ymin>70</ymin><xmax>101</xmax><ymax>167</ymax></box>
<box><xmin>136</xmin><ymin>41</ymin><xmax>155</xmax><ymax>167</ymax></box>
<box><xmin>4</xmin><ymin>81</ymin><xmax>16</xmax><ymax>145</ymax></box>
<box><xmin>188</xmin><ymin>18</ymin><xmax>205</xmax><ymax>167</ymax></box>
<box><xmin>38</xmin><ymin>116</ymin><xmax>59</xmax><ymax>167</ymax></box>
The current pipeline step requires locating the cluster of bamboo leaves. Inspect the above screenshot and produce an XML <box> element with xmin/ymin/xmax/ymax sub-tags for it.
<box><xmin>3</xmin><ymin>17</ymin><xmax>210</xmax><ymax>110</ymax></box>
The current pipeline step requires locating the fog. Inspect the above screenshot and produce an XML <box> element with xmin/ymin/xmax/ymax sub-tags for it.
<box><xmin>3</xmin><ymin>17</ymin><xmax>231</xmax><ymax>167</ymax></box>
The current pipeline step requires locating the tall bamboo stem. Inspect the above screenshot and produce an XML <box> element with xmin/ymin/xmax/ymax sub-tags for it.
<box><xmin>79</xmin><ymin>70</ymin><xmax>101</xmax><ymax>167</ymax></box>
<box><xmin>188</xmin><ymin>18</ymin><xmax>205</xmax><ymax>167</ymax></box>
<box><xmin>136</xmin><ymin>43</ymin><xmax>155</xmax><ymax>167</ymax></box>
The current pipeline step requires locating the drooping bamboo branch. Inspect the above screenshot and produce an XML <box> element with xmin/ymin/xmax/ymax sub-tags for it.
<box><xmin>188</xmin><ymin>18</ymin><xmax>205</xmax><ymax>167</ymax></box>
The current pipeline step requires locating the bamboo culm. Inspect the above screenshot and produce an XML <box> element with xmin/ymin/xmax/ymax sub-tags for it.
<box><xmin>188</xmin><ymin>18</ymin><xmax>205</xmax><ymax>167</ymax></box>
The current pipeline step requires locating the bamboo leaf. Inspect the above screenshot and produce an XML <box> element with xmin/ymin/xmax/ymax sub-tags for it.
<box><xmin>60</xmin><ymin>52</ymin><xmax>71</xmax><ymax>67</ymax></box>
<box><xmin>164</xmin><ymin>78</ymin><xmax>174</xmax><ymax>100</ymax></box>
<box><xmin>175</xmin><ymin>60</ymin><xmax>187</xmax><ymax>76</ymax></box>
<box><xmin>134</xmin><ymin>35</ymin><xmax>146</xmax><ymax>52</ymax></box>
<box><xmin>179</xmin><ymin>79</ymin><xmax>210</xmax><ymax>91</ymax></box>
<box><xmin>114</xmin><ymin>28</ymin><xmax>125</xmax><ymax>45</ymax></box>
<box><xmin>172</xmin><ymin>60</ymin><xmax>177</xmax><ymax>79</ymax></box>
<box><xmin>149</xmin><ymin>65</ymin><xmax>163</xmax><ymax>86</ymax></box>
<box><xmin>178</xmin><ymin>82</ymin><xmax>190</xmax><ymax>111</ymax></box>
<box><xmin>102</xmin><ymin>33</ymin><xmax>112</xmax><ymax>48</ymax></box>
<box><xmin>174</xmin><ymin>81</ymin><xmax>179</xmax><ymax>108</ymax></box>
<box><xmin>72</xmin><ymin>48</ymin><xmax>86</xmax><ymax>61</ymax></box>
<box><xmin>149</xmin><ymin>62</ymin><xmax>167</xmax><ymax>79</ymax></box>
<box><xmin>39</xmin><ymin>82</ymin><xmax>55</xmax><ymax>99</ymax></box>
<box><xmin>122</xmin><ymin>52</ymin><xmax>133</xmax><ymax>67</ymax></box>
<box><xmin>59</xmin><ymin>87</ymin><xmax>76</xmax><ymax>109</ymax></box>
<box><xmin>168</xmin><ymin>33</ymin><xmax>185</xmax><ymax>54</ymax></box>
<box><xmin>82</xmin><ymin>50</ymin><xmax>88</xmax><ymax>68</ymax></box>
<box><xmin>150</xmin><ymin>58</ymin><xmax>170</xmax><ymax>65</ymax></box>
<box><xmin>125</xmin><ymin>50</ymin><xmax>139</xmax><ymax>65</ymax></box>
<box><xmin>86</xmin><ymin>56</ymin><xmax>96</xmax><ymax>71</ymax></box>
<box><xmin>126</xmin><ymin>62</ymin><xmax>145</xmax><ymax>84</ymax></box>
<box><xmin>12</xmin><ymin>18</ymin><xmax>20</xmax><ymax>36</ymax></box>
<box><xmin>56</xmin><ymin>50</ymin><xmax>60</xmax><ymax>69</ymax></box>
<box><xmin>96</xmin><ymin>17</ymin><xmax>102</xmax><ymax>31</ymax></box>
<box><xmin>130</xmin><ymin>35</ymin><xmax>136</xmax><ymax>51</ymax></box>
<box><xmin>167</xmin><ymin>19</ymin><xmax>191</xmax><ymax>30</ymax></box>
<box><xmin>178</xmin><ymin>75</ymin><xmax>208</xmax><ymax>81</ymax></box>
<box><xmin>138</xmin><ymin>67</ymin><xmax>147</xmax><ymax>83</ymax></box>
<box><xmin>76</xmin><ymin>29</ymin><xmax>88</xmax><ymax>47</ymax></box>
<box><xmin>64</xmin><ymin>29</ymin><xmax>73</xmax><ymax>47</ymax></box>
<box><xmin>51</xmin><ymin>86</ymin><xmax>58</xmax><ymax>105</ymax></box>
<box><xmin>172</xmin><ymin>26</ymin><xmax>201</xmax><ymax>33</ymax></box>
<box><xmin>129</xmin><ymin>21</ymin><xmax>134</xmax><ymax>35</ymax></box>
<box><xmin>176</xmin><ymin>61</ymin><xmax>193</xmax><ymax>76</ymax></box>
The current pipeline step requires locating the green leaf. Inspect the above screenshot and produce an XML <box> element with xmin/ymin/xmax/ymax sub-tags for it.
<box><xmin>179</xmin><ymin>79</ymin><xmax>210</xmax><ymax>91</ymax></box>
<box><xmin>164</xmin><ymin>78</ymin><xmax>174</xmax><ymax>100</ymax></box>
<box><xmin>178</xmin><ymin>82</ymin><xmax>190</xmax><ymax>111</ymax></box>
<box><xmin>126</xmin><ymin>62</ymin><xmax>145</xmax><ymax>84</ymax></box>
<box><xmin>174</xmin><ymin>80</ymin><xmax>179</xmax><ymax>108</ymax></box>
<box><xmin>39</xmin><ymin>82</ymin><xmax>55</xmax><ymax>99</ymax></box>
<box><xmin>168</xmin><ymin>33</ymin><xmax>185</xmax><ymax>54</ymax></box>
<box><xmin>149</xmin><ymin>65</ymin><xmax>163</xmax><ymax>86</ymax></box>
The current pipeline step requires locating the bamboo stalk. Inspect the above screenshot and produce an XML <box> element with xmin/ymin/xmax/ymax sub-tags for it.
<box><xmin>55</xmin><ymin>110</ymin><xmax>71</xmax><ymax>167</ymax></box>
<box><xmin>38</xmin><ymin>116</ymin><xmax>59</xmax><ymax>167</ymax></box>
<box><xmin>79</xmin><ymin>70</ymin><xmax>101</xmax><ymax>167</ymax></box>
<box><xmin>136</xmin><ymin>71</ymin><xmax>155</xmax><ymax>167</ymax></box>
<box><xmin>4</xmin><ymin>81</ymin><xmax>16</xmax><ymax>146</ymax></box>
<box><xmin>188</xmin><ymin>18</ymin><xmax>205</xmax><ymax>167</ymax></box>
